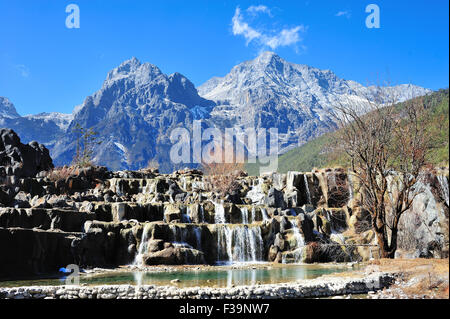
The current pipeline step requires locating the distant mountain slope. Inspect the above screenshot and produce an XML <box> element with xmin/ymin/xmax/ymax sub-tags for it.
<box><xmin>0</xmin><ymin>97</ymin><xmax>72</xmax><ymax>146</ymax></box>
<box><xmin>1</xmin><ymin>52</ymin><xmax>432</xmax><ymax>173</ymax></box>
<box><xmin>199</xmin><ymin>51</ymin><xmax>431</xmax><ymax>153</ymax></box>
<box><xmin>246</xmin><ymin>89</ymin><xmax>449</xmax><ymax>175</ymax></box>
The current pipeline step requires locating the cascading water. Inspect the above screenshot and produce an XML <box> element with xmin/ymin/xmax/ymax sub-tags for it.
<box><xmin>241</xmin><ymin>207</ymin><xmax>249</xmax><ymax>224</ymax></box>
<box><xmin>232</xmin><ymin>226</ymin><xmax>264</xmax><ymax>262</ymax></box>
<box><xmin>303</xmin><ymin>174</ymin><xmax>312</xmax><ymax>205</ymax></box>
<box><xmin>261</xmin><ymin>208</ymin><xmax>270</xmax><ymax>221</ymax></box>
<box><xmin>251</xmin><ymin>206</ymin><xmax>256</xmax><ymax>224</ymax></box>
<box><xmin>282</xmin><ymin>219</ymin><xmax>305</xmax><ymax>264</ymax></box>
<box><xmin>194</xmin><ymin>227</ymin><xmax>202</xmax><ymax>250</ymax></box>
<box><xmin>217</xmin><ymin>225</ymin><xmax>232</xmax><ymax>264</ymax></box>
<box><xmin>216</xmin><ymin>225</ymin><xmax>264</xmax><ymax>264</ymax></box>
<box><xmin>246</xmin><ymin>178</ymin><xmax>265</xmax><ymax>204</ymax></box>
<box><xmin>182</xmin><ymin>207</ymin><xmax>192</xmax><ymax>223</ymax></box>
<box><xmin>133</xmin><ymin>224</ymin><xmax>150</xmax><ymax>266</ymax></box>
<box><xmin>214</xmin><ymin>201</ymin><xmax>226</xmax><ymax>224</ymax></box>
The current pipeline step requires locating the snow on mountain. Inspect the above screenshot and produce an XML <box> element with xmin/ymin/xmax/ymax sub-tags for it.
<box><xmin>24</xmin><ymin>112</ymin><xmax>73</xmax><ymax>131</ymax></box>
<box><xmin>0</xmin><ymin>97</ymin><xmax>72</xmax><ymax>146</ymax></box>
<box><xmin>51</xmin><ymin>57</ymin><xmax>215</xmax><ymax>171</ymax></box>
<box><xmin>199</xmin><ymin>51</ymin><xmax>431</xmax><ymax>152</ymax></box>
<box><xmin>0</xmin><ymin>97</ymin><xmax>20</xmax><ymax>119</ymax></box>
<box><xmin>1</xmin><ymin>53</ymin><xmax>432</xmax><ymax>172</ymax></box>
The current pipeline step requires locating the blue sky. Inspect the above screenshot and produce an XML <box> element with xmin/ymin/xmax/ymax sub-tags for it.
<box><xmin>0</xmin><ymin>0</ymin><xmax>448</xmax><ymax>115</ymax></box>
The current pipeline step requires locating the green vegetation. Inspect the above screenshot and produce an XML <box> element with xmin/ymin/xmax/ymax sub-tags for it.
<box><xmin>246</xmin><ymin>89</ymin><xmax>449</xmax><ymax>175</ymax></box>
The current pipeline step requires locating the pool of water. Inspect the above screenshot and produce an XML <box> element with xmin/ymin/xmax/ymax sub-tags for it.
<box><xmin>0</xmin><ymin>264</ymin><xmax>353</xmax><ymax>288</ymax></box>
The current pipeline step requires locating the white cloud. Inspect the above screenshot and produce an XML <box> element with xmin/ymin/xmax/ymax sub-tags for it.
<box><xmin>231</xmin><ymin>6</ymin><xmax>306</xmax><ymax>51</ymax></box>
<box><xmin>15</xmin><ymin>64</ymin><xmax>30</xmax><ymax>78</ymax></box>
<box><xmin>247</xmin><ymin>5</ymin><xmax>271</xmax><ymax>16</ymax></box>
<box><xmin>335</xmin><ymin>10</ymin><xmax>351</xmax><ymax>18</ymax></box>
<box><xmin>232</xmin><ymin>7</ymin><xmax>262</xmax><ymax>45</ymax></box>
<box><xmin>264</xmin><ymin>26</ymin><xmax>305</xmax><ymax>49</ymax></box>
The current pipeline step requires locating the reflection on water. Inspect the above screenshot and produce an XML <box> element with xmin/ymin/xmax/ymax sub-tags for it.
<box><xmin>0</xmin><ymin>264</ymin><xmax>350</xmax><ymax>288</ymax></box>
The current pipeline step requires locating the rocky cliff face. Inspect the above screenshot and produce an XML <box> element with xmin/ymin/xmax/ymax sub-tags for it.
<box><xmin>51</xmin><ymin>58</ymin><xmax>215</xmax><ymax>172</ymax></box>
<box><xmin>0</xmin><ymin>128</ymin><xmax>53</xmax><ymax>179</ymax></box>
<box><xmin>0</xmin><ymin>128</ymin><xmax>53</xmax><ymax>207</ymax></box>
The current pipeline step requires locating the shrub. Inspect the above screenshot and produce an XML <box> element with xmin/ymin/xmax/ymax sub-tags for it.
<box><xmin>201</xmin><ymin>142</ymin><xmax>246</xmax><ymax>198</ymax></box>
<box><xmin>46</xmin><ymin>166</ymin><xmax>79</xmax><ymax>182</ymax></box>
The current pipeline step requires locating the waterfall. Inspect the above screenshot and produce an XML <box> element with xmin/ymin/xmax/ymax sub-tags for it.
<box><xmin>282</xmin><ymin>219</ymin><xmax>305</xmax><ymax>264</ymax></box>
<box><xmin>214</xmin><ymin>201</ymin><xmax>226</xmax><ymax>224</ymax></box>
<box><xmin>246</xmin><ymin>178</ymin><xmax>265</xmax><ymax>204</ymax></box>
<box><xmin>303</xmin><ymin>174</ymin><xmax>312</xmax><ymax>205</ymax></box>
<box><xmin>194</xmin><ymin>227</ymin><xmax>202</xmax><ymax>250</ymax></box>
<box><xmin>241</xmin><ymin>207</ymin><xmax>249</xmax><ymax>224</ymax></box>
<box><xmin>142</xmin><ymin>179</ymin><xmax>152</xmax><ymax>194</ymax></box>
<box><xmin>217</xmin><ymin>225</ymin><xmax>232</xmax><ymax>264</ymax></box>
<box><xmin>261</xmin><ymin>208</ymin><xmax>270</xmax><ymax>221</ymax></box>
<box><xmin>182</xmin><ymin>207</ymin><xmax>192</xmax><ymax>223</ymax></box>
<box><xmin>251</xmin><ymin>206</ymin><xmax>256</xmax><ymax>224</ymax></box>
<box><xmin>437</xmin><ymin>175</ymin><xmax>449</xmax><ymax>206</ymax></box>
<box><xmin>170</xmin><ymin>225</ymin><xmax>190</xmax><ymax>246</ymax></box>
<box><xmin>133</xmin><ymin>224</ymin><xmax>150</xmax><ymax>266</ymax></box>
<box><xmin>216</xmin><ymin>225</ymin><xmax>264</xmax><ymax>264</ymax></box>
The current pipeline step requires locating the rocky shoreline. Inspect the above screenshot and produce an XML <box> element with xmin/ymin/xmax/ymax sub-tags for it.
<box><xmin>0</xmin><ymin>272</ymin><xmax>395</xmax><ymax>299</ymax></box>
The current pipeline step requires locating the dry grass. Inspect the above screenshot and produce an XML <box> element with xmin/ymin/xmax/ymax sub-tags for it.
<box><xmin>366</xmin><ymin>258</ymin><xmax>449</xmax><ymax>298</ymax></box>
<box><xmin>202</xmin><ymin>161</ymin><xmax>245</xmax><ymax>197</ymax></box>
<box><xmin>201</xmin><ymin>142</ymin><xmax>246</xmax><ymax>198</ymax></box>
<box><xmin>46</xmin><ymin>166</ymin><xmax>80</xmax><ymax>182</ymax></box>
<box><xmin>320</xmin><ymin>258</ymin><xmax>449</xmax><ymax>298</ymax></box>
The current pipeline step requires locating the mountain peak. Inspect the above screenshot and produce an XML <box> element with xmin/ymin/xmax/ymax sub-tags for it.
<box><xmin>257</xmin><ymin>51</ymin><xmax>278</xmax><ymax>59</ymax></box>
<box><xmin>120</xmin><ymin>56</ymin><xmax>141</xmax><ymax>68</ymax></box>
<box><xmin>0</xmin><ymin>97</ymin><xmax>20</xmax><ymax>119</ymax></box>
<box><xmin>105</xmin><ymin>57</ymin><xmax>162</xmax><ymax>84</ymax></box>
<box><xmin>254</xmin><ymin>51</ymin><xmax>283</xmax><ymax>65</ymax></box>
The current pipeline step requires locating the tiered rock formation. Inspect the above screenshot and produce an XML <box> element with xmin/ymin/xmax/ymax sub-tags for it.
<box><xmin>0</xmin><ymin>131</ymin><xmax>448</xmax><ymax>278</ymax></box>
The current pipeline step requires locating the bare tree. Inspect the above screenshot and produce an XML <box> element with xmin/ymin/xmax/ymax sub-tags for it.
<box><xmin>72</xmin><ymin>123</ymin><xmax>102</xmax><ymax>167</ymax></box>
<box><xmin>201</xmin><ymin>139</ymin><xmax>245</xmax><ymax>198</ymax></box>
<box><xmin>332</xmin><ymin>89</ymin><xmax>432</xmax><ymax>258</ymax></box>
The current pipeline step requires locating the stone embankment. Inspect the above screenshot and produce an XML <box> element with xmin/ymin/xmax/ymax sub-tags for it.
<box><xmin>0</xmin><ymin>272</ymin><xmax>395</xmax><ymax>299</ymax></box>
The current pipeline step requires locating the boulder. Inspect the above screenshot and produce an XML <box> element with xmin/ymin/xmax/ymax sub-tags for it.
<box><xmin>297</xmin><ymin>213</ymin><xmax>315</xmax><ymax>242</ymax></box>
<box><xmin>266</xmin><ymin>187</ymin><xmax>285</xmax><ymax>208</ymax></box>
<box><xmin>143</xmin><ymin>245</ymin><xmax>205</xmax><ymax>265</ymax></box>
<box><xmin>0</xmin><ymin>128</ymin><xmax>53</xmax><ymax>179</ymax></box>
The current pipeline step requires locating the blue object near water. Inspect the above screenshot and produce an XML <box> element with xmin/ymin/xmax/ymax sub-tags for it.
<box><xmin>59</xmin><ymin>267</ymin><xmax>70</xmax><ymax>273</ymax></box>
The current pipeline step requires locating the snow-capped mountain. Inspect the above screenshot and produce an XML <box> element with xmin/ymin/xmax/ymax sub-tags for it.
<box><xmin>0</xmin><ymin>97</ymin><xmax>20</xmax><ymax>119</ymax></box>
<box><xmin>0</xmin><ymin>97</ymin><xmax>71</xmax><ymax>146</ymax></box>
<box><xmin>199</xmin><ymin>51</ymin><xmax>431</xmax><ymax>151</ymax></box>
<box><xmin>51</xmin><ymin>57</ymin><xmax>215</xmax><ymax>171</ymax></box>
<box><xmin>2</xmin><ymin>52</ymin><xmax>432</xmax><ymax>172</ymax></box>
<box><xmin>24</xmin><ymin>112</ymin><xmax>73</xmax><ymax>131</ymax></box>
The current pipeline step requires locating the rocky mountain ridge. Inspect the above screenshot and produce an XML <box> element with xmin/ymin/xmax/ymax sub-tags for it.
<box><xmin>1</xmin><ymin>52</ymin><xmax>432</xmax><ymax>172</ymax></box>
